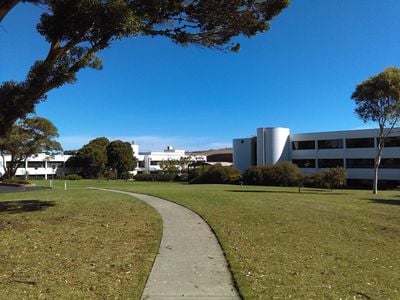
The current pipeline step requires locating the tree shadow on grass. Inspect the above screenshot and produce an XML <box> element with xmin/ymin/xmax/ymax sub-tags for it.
<box><xmin>362</xmin><ymin>198</ymin><xmax>400</xmax><ymax>206</ymax></box>
<box><xmin>227</xmin><ymin>189</ymin><xmax>347</xmax><ymax>195</ymax></box>
<box><xmin>0</xmin><ymin>200</ymin><xmax>55</xmax><ymax>214</ymax></box>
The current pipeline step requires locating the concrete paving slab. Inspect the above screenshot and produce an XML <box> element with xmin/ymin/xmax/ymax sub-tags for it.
<box><xmin>90</xmin><ymin>188</ymin><xmax>240</xmax><ymax>300</ymax></box>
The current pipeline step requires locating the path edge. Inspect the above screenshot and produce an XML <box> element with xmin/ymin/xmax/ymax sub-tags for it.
<box><xmin>87</xmin><ymin>187</ymin><xmax>164</xmax><ymax>300</ymax></box>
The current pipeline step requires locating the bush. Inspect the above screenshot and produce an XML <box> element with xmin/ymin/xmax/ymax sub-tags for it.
<box><xmin>134</xmin><ymin>173</ymin><xmax>176</xmax><ymax>182</ymax></box>
<box><xmin>65</xmin><ymin>174</ymin><xmax>82</xmax><ymax>180</ymax></box>
<box><xmin>304</xmin><ymin>167</ymin><xmax>346</xmax><ymax>190</ymax></box>
<box><xmin>190</xmin><ymin>164</ymin><xmax>241</xmax><ymax>184</ymax></box>
<box><xmin>243</xmin><ymin>162</ymin><xmax>303</xmax><ymax>187</ymax></box>
<box><xmin>1</xmin><ymin>178</ymin><xmax>30</xmax><ymax>185</ymax></box>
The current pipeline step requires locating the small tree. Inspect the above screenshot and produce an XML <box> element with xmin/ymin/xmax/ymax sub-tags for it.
<box><xmin>352</xmin><ymin>67</ymin><xmax>400</xmax><ymax>194</ymax></box>
<box><xmin>0</xmin><ymin>117</ymin><xmax>62</xmax><ymax>179</ymax></box>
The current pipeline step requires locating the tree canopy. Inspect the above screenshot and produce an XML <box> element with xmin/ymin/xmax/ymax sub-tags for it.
<box><xmin>106</xmin><ymin>140</ymin><xmax>135</xmax><ymax>179</ymax></box>
<box><xmin>0</xmin><ymin>116</ymin><xmax>62</xmax><ymax>179</ymax></box>
<box><xmin>65</xmin><ymin>137</ymin><xmax>110</xmax><ymax>178</ymax></box>
<box><xmin>0</xmin><ymin>0</ymin><xmax>289</xmax><ymax>136</ymax></box>
<box><xmin>351</xmin><ymin>66</ymin><xmax>400</xmax><ymax>194</ymax></box>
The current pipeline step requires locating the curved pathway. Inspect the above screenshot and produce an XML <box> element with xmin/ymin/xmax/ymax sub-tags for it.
<box><xmin>90</xmin><ymin>188</ymin><xmax>240</xmax><ymax>300</ymax></box>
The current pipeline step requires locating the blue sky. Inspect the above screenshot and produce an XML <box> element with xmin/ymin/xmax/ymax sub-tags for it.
<box><xmin>1</xmin><ymin>1</ymin><xmax>400</xmax><ymax>151</ymax></box>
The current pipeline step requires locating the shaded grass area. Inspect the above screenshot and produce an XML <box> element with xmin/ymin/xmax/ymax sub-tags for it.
<box><xmin>64</xmin><ymin>180</ymin><xmax>400</xmax><ymax>299</ymax></box>
<box><xmin>0</xmin><ymin>183</ymin><xmax>162</xmax><ymax>299</ymax></box>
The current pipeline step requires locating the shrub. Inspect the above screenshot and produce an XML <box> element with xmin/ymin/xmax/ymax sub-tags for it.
<box><xmin>1</xmin><ymin>178</ymin><xmax>30</xmax><ymax>185</ymax></box>
<box><xmin>304</xmin><ymin>167</ymin><xmax>346</xmax><ymax>190</ymax></box>
<box><xmin>65</xmin><ymin>174</ymin><xmax>82</xmax><ymax>180</ymax></box>
<box><xmin>190</xmin><ymin>164</ymin><xmax>241</xmax><ymax>184</ymax></box>
<box><xmin>134</xmin><ymin>173</ymin><xmax>176</xmax><ymax>182</ymax></box>
<box><xmin>322</xmin><ymin>167</ymin><xmax>346</xmax><ymax>190</ymax></box>
<box><xmin>243</xmin><ymin>162</ymin><xmax>303</xmax><ymax>187</ymax></box>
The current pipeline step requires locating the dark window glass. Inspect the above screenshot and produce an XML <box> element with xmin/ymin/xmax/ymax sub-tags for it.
<box><xmin>292</xmin><ymin>159</ymin><xmax>316</xmax><ymax>168</ymax></box>
<box><xmin>150</xmin><ymin>161</ymin><xmax>160</xmax><ymax>165</ymax></box>
<box><xmin>346</xmin><ymin>138</ymin><xmax>374</xmax><ymax>148</ymax></box>
<box><xmin>292</xmin><ymin>140</ymin><xmax>315</xmax><ymax>150</ymax></box>
<box><xmin>384</xmin><ymin>136</ymin><xmax>400</xmax><ymax>147</ymax></box>
<box><xmin>27</xmin><ymin>162</ymin><xmax>45</xmax><ymax>168</ymax></box>
<box><xmin>381</xmin><ymin>158</ymin><xmax>400</xmax><ymax>169</ymax></box>
<box><xmin>346</xmin><ymin>159</ymin><xmax>374</xmax><ymax>168</ymax></box>
<box><xmin>318</xmin><ymin>159</ymin><xmax>344</xmax><ymax>168</ymax></box>
<box><xmin>6</xmin><ymin>161</ymin><xmax>24</xmax><ymax>168</ymax></box>
<box><xmin>318</xmin><ymin>139</ymin><xmax>343</xmax><ymax>149</ymax></box>
<box><xmin>50</xmin><ymin>161</ymin><xmax>64</xmax><ymax>168</ymax></box>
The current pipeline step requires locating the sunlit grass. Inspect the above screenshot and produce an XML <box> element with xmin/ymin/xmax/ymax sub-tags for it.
<box><xmin>0</xmin><ymin>182</ymin><xmax>161</xmax><ymax>299</ymax></box>
<box><xmin>61</xmin><ymin>180</ymin><xmax>400</xmax><ymax>299</ymax></box>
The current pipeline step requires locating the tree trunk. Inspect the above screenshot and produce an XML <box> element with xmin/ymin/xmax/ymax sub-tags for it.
<box><xmin>0</xmin><ymin>0</ymin><xmax>20</xmax><ymax>23</ymax></box>
<box><xmin>373</xmin><ymin>164</ymin><xmax>379</xmax><ymax>194</ymax></box>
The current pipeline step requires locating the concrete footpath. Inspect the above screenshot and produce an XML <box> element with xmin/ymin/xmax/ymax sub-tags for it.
<box><xmin>91</xmin><ymin>188</ymin><xmax>240</xmax><ymax>300</ymax></box>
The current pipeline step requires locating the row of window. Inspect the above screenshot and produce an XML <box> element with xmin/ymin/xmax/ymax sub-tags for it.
<box><xmin>6</xmin><ymin>161</ymin><xmax>64</xmax><ymax>168</ymax></box>
<box><xmin>292</xmin><ymin>158</ymin><xmax>400</xmax><ymax>169</ymax></box>
<box><xmin>292</xmin><ymin>136</ymin><xmax>400</xmax><ymax>150</ymax></box>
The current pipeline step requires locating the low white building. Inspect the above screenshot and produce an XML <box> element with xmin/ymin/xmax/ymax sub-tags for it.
<box><xmin>233</xmin><ymin>127</ymin><xmax>400</xmax><ymax>186</ymax></box>
<box><xmin>0</xmin><ymin>153</ymin><xmax>71</xmax><ymax>180</ymax></box>
<box><xmin>133</xmin><ymin>144</ymin><xmax>207</xmax><ymax>174</ymax></box>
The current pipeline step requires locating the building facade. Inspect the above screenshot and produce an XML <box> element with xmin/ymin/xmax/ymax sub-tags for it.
<box><xmin>233</xmin><ymin>127</ymin><xmax>400</xmax><ymax>185</ymax></box>
<box><xmin>0</xmin><ymin>153</ymin><xmax>71</xmax><ymax>180</ymax></box>
<box><xmin>133</xmin><ymin>145</ymin><xmax>207</xmax><ymax>174</ymax></box>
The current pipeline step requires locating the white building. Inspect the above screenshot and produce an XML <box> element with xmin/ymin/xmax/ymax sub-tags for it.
<box><xmin>0</xmin><ymin>153</ymin><xmax>71</xmax><ymax>180</ymax></box>
<box><xmin>233</xmin><ymin>127</ymin><xmax>400</xmax><ymax>186</ymax></box>
<box><xmin>133</xmin><ymin>144</ymin><xmax>207</xmax><ymax>174</ymax></box>
<box><xmin>0</xmin><ymin>144</ymin><xmax>206</xmax><ymax>179</ymax></box>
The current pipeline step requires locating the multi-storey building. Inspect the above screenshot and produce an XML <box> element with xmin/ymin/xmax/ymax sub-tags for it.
<box><xmin>133</xmin><ymin>144</ymin><xmax>207</xmax><ymax>174</ymax></box>
<box><xmin>0</xmin><ymin>153</ymin><xmax>71</xmax><ymax>180</ymax></box>
<box><xmin>233</xmin><ymin>127</ymin><xmax>400</xmax><ymax>186</ymax></box>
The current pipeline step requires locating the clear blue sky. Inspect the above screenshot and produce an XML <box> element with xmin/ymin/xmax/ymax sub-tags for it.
<box><xmin>1</xmin><ymin>1</ymin><xmax>400</xmax><ymax>151</ymax></box>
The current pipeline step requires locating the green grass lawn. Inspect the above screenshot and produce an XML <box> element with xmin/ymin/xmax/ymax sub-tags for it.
<box><xmin>62</xmin><ymin>180</ymin><xmax>399</xmax><ymax>300</ymax></box>
<box><xmin>0</xmin><ymin>183</ymin><xmax>162</xmax><ymax>299</ymax></box>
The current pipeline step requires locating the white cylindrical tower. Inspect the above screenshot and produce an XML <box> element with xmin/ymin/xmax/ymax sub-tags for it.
<box><xmin>257</xmin><ymin>127</ymin><xmax>290</xmax><ymax>166</ymax></box>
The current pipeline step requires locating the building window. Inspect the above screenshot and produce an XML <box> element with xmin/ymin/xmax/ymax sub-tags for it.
<box><xmin>150</xmin><ymin>161</ymin><xmax>160</xmax><ymax>166</ymax></box>
<box><xmin>383</xmin><ymin>136</ymin><xmax>400</xmax><ymax>147</ymax></box>
<box><xmin>292</xmin><ymin>140</ymin><xmax>315</xmax><ymax>150</ymax></box>
<box><xmin>292</xmin><ymin>159</ymin><xmax>316</xmax><ymax>168</ymax></box>
<box><xmin>50</xmin><ymin>161</ymin><xmax>64</xmax><ymax>168</ymax></box>
<box><xmin>345</xmin><ymin>138</ymin><xmax>374</xmax><ymax>148</ymax></box>
<box><xmin>27</xmin><ymin>162</ymin><xmax>45</xmax><ymax>168</ymax></box>
<box><xmin>381</xmin><ymin>158</ymin><xmax>400</xmax><ymax>169</ymax></box>
<box><xmin>138</xmin><ymin>161</ymin><xmax>145</xmax><ymax>168</ymax></box>
<box><xmin>6</xmin><ymin>161</ymin><xmax>24</xmax><ymax>168</ymax></box>
<box><xmin>317</xmin><ymin>139</ymin><xmax>343</xmax><ymax>149</ymax></box>
<box><xmin>318</xmin><ymin>159</ymin><xmax>344</xmax><ymax>168</ymax></box>
<box><xmin>346</xmin><ymin>159</ymin><xmax>374</xmax><ymax>169</ymax></box>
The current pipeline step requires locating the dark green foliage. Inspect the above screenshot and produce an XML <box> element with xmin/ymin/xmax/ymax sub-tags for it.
<box><xmin>190</xmin><ymin>164</ymin><xmax>241</xmax><ymax>184</ymax></box>
<box><xmin>134</xmin><ymin>173</ymin><xmax>176</xmax><ymax>182</ymax></box>
<box><xmin>65</xmin><ymin>174</ymin><xmax>82</xmax><ymax>180</ymax></box>
<box><xmin>0</xmin><ymin>117</ymin><xmax>62</xmax><ymax>179</ymax></box>
<box><xmin>0</xmin><ymin>0</ymin><xmax>289</xmax><ymax>135</ymax></box>
<box><xmin>243</xmin><ymin>162</ymin><xmax>303</xmax><ymax>187</ymax></box>
<box><xmin>106</xmin><ymin>140</ymin><xmax>135</xmax><ymax>179</ymax></box>
<box><xmin>66</xmin><ymin>137</ymin><xmax>110</xmax><ymax>179</ymax></box>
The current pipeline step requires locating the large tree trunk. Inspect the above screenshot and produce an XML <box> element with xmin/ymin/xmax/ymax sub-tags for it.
<box><xmin>0</xmin><ymin>0</ymin><xmax>20</xmax><ymax>22</ymax></box>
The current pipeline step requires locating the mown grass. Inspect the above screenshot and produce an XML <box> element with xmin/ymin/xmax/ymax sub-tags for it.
<box><xmin>62</xmin><ymin>180</ymin><xmax>400</xmax><ymax>300</ymax></box>
<box><xmin>0</xmin><ymin>182</ymin><xmax>162</xmax><ymax>299</ymax></box>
